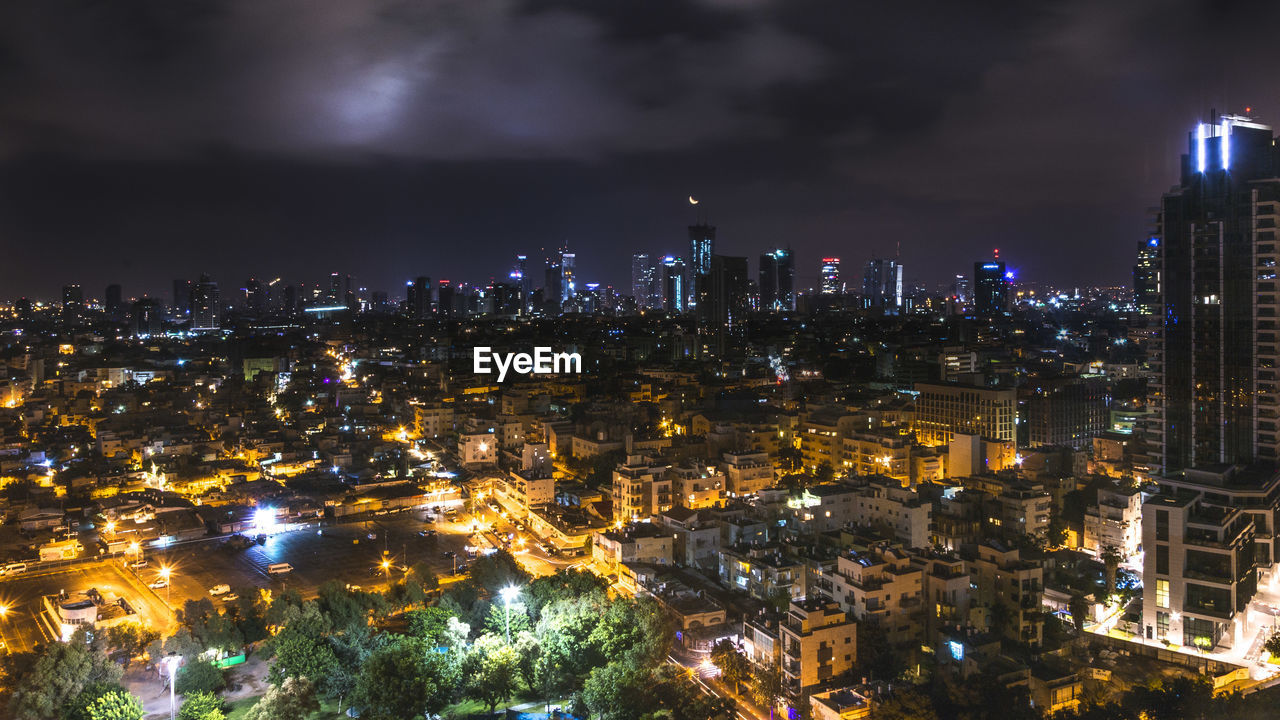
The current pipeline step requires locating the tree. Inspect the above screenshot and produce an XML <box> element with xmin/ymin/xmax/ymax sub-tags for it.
<box><xmin>65</xmin><ymin>683</ymin><xmax>130</xmax><ymax>720</ymax></box>
<box><xmin>580</xmin><ymin>661</ymin><xmax>650</xmax><ymax>720</ymax></box>
<box><xmin>105</xmin><ymin>624</ymin><xmax>159</xmax><ymax>665</ymax></box>
<box><xmin>875</xmin><ymin>689</ymin><xmax>939</xmax><ymax>720</ymax></box>
<box><xmin>266</xmin><ymin>603</ymin><xmax>339</xmax><ymax>687</ymax></box>
<box><xmin>406</xmin><ymin>607</ymin><xmax>454</xmax><ymax>643</ymax></box>
<box><xmin>1069</xmin><ymin>593</ymin><xmax>1089</xmax><ymax>632</ymax></box>
<box><xmin>709</xmin><ymin>641</ymin><xmax>749</xmax><ymax>695</ymax></box>
<box><xmin>1265</xmin><ymin>631</ymin><xmax>1280</xmax><ymax>657</ymax></box>
<box><xmin>243</xmin><ymin>677</ymin><xmax>320</xmax><ymax>720</ymax></box>
<box><xmin>177</xmin><ymin>691</ymin><xmax>226</xmax><ymax>720</ymax></box>
<box><xmin>749</xmin><ymin>662</ymin><xmax>786</xmax><ymax>720</ymax></box>
<box><xmin>80</xmin><ymin>690</ymin><xmax>144</xmax><ymax>720</ymax></box>
<box><xmin>175</xmin><ymin>659</ymin><xmax>226</xmax><ymax>694</ymax></box>
<box><xmin>463</xmin><ymin>634</ymin><xmax>521</xmax><ymax>714</ymax></box>
<box><xmin>7</xmin><ymin>632</ymin><xmax>123</xmax><ymax>720</ymax></box>
<box><xmin>482</xmin><ymin>598</ymin><xmax>531</xmax><ymax>640</ymax></box>
<box><xmin>1102</xmin><ymin>546</ymin><xmax>1122</xmax><ymax>598</ymax></box>
<box><xmin>352</xmin><ymin>636</ymin><xmax>454</xmax><ymax>720</ymax></box>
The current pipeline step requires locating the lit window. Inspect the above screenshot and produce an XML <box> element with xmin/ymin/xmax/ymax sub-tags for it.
<box><xmin>1156</xmin><ymin>579</ymin><xmax>1169</xmax><ymax>609</ymax></box>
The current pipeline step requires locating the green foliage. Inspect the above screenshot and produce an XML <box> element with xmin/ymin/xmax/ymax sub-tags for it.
<box><xmin>180</xmin><ymin>599</ymin><xmax>244</xmax><ymax>654</ymax></box>
<box><xmin>65</xmin><ymin>683</ymin><xmax>129</xmax><ymax>720</ymax></box>
<box><xmin>242</xmin><ymin>676</ymin><xmax>320</xmax><ymax>720</ymax></box>
<box><xmin>875</xmin><ymin>689</ymin><xmax>938</xmax><ymax>720</ymax></box>
<box><xmin>524</xmin><ymin>568</ymin><xmax>609</xmax><ymax>620</ymax></box>
<box><xmin>7</xmin><ymin>631</ymin><xmax>124</xmax><ymax>720</ymax></box>
<box><xmin>581</xmin><ymin>662</ymin><xmax>734</xmax><ymax>720</ymax></box>
<box><xmin>79</xmin><ymin>689</ymin><xmax>144</xmax><ymax>720</ymax></box>
<box><xmin>316</xmin><ymin>581</ymin><xmax>385</xmax><ymax>630</ymax></box>
<box><xmin>266</xmin><ymin>603</ymin><xmax>339</xmax><ymax>687</ymax></box>
<box><xmin>103</xmin><ymin>624</ymin><xmax>159</xmax><ymax>665</ymax></box>
<box><xmin>1266</xmin><ymin>631</ymin><xmax>1280</xmax><ymax>657</ymax></box>
<box><xmin>176</xmin><ymin>691</ymin><xmax>226</xmax><ymax>720</ymax></box>
<box><xmin>749</xmin><ymin>661</ymin><xmax>786</xmax><ymax>717</ymax></box>
<box><xmin>175</xmin><ymin>659</ymin><xmax>226</xmax><ymax>695</ymax></box>
<box><xmin>587</xmin><ymin>597</ymin><xmax>672</xmax><ymax>668</ymax></box>
<box><xmin>483</xmin><ymin>599</ymin><xmax>532</xmax><ymax>639</ymax></box>
<box><xmin>463</xmin><ymin>634</ymin><xmax>522</xmax><ymax>713</ymax></box>
<box><xmin>148</xmin><ymin>627</ymin><xmax>202</xmax><ymax>665</ymax></box>
<box><xmin>709</xmin><ymin>640</ymin><xmax>749</xmax><ymax>694</ymax></box>
<box><xmin>405</xmin><ymin>607</ymin><xmax>454</xmax><ymax>643</ymax></box>
<box><xmin>351</xmin><ymin>636</ymin><xmax>455</xmax><ymax>720</ymax></box>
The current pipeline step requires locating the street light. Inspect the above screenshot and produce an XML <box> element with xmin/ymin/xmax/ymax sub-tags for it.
<box><xmin>500</xmin><ymin>586</ymin><xmax>520</xmax><ymax>644</ymax></box>
<box><xmin>160</xmin><ymin>566</ymin><xmax>172</xmax><ymax>606</ymax></box>
<box><xmin>164</xmin><ymin>655</ymin><xmax>180</xmax><ymax>720</ymax></box>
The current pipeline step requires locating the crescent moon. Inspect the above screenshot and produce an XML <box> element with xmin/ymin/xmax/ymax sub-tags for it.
<box><xmin>689</xmin><ymin>196</ymin><xmax>699</xmax><ymax>205</ymax></box>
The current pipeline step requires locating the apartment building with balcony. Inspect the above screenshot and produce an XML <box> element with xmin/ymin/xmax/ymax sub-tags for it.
<box><xmin>721</xmin><ymin>450</ymin><xmax>776</xmax><ymax>496</ymax></box>
<box><xmin>911</xmin><ymin>550</ymin><xmax>974</xmax><ymax>645</ymax></box>
<box><xmin>829</xmin><ymin>543</ymin><xmax>924</xmax><ymax>648</ymax></box>
<box><xmin>849</xmin><ymin>477</ymin><xmax>933</xmax><ymax>549</ymax></box>
<box><xmin>719</xmin><ymin>544</ymin><xmax>807</xmax><ymax>603</ymax></box>
<box><xmin>1082</xmin><ymin>483</ymin><xmax>1143</xmax><ymax>557</ymax></box>
<box><xmin>841</xmin><ymin>430</ymin><xmax>911</xmax><ymax>483</ymax></box>
<box><xmin>611</xmin><ymin>454</ymin><xmax>672</xmax><ymax>522</ymax></box>
<box><xmin>1141</xmin><ymin>492</ymin><xmax>1257</xmax><ymax>651</ymax></box>
<box><xmin>967</xmin><ymin>541</ymin><xmax>1045</xmax><ymax>648</ymax></box>
<box><xmin>799</xmin><ymin>408</ymin><xmax>860</xmax><ymax>471</ymax></box>
<box><xmin>668</xmin><ymin>462</ymin><xmax>727</xmax><ymax>510</ymax></box>
<box><xmin>779</xmin><ymin>599</ymin><xmax>858</xmax><ymax>698</ymax></box>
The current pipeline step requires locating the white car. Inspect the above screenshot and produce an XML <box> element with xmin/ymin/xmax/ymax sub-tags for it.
<box><xmin>209</xmin><ymin>584</ymin><xmax>231</xmax><ymax>596</ymax></box>
<box><xmin>149</xmin><ymin>579</ymin><xmax>168</xmax><ymax>589</ymax></box>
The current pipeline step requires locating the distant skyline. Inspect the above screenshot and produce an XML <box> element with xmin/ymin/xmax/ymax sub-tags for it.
<box><xmin>4</xmin><ymin>1</ymin><xmax>1280</xmax><ymax>298</ymax></box>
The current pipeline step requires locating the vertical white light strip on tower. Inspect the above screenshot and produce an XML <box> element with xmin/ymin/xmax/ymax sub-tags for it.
<box><xmin>1221</xmin><ymin>117</ymin><xmax>1231</xmax><ymax>170</ymax></box>
<box><xmin>1197</xmin><ymin>123</ymin><xmax>1207</xmax><ymax>173</ymax></box>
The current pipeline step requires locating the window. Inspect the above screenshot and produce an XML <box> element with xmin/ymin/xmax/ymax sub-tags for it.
<box><xmin>1155</xmin><ymin>510</ymin><xmax>1169</xmax><ymax>542</ymax></box>
<box><xmin>1156</xmin><ymin>544</ymin><xmax>1169</xmax><ymax>575</ymax></box>
<box><xmin>1156</xmin><ymin>611</ymin><xmax>1170</xmax><ymax>637</ymax></box>
<box><xmin>1156</xmin><ymin>579</ymin><xmax>1170</xmax><ymax>609</ymax></box>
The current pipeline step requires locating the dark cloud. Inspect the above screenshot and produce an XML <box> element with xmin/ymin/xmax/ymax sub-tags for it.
<box><xmin>1</xmin><ymin>0</ymin><xmax>1278</xmax><ymax>299</ymax></box>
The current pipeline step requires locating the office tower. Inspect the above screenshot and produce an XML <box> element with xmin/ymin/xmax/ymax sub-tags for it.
<box><xmin>544</xmin><ymin>261</ymin><xmax>563</xmax><ymax>312</ymax></box>
<box><xmin>1149</xmin><ymin>112</ymin><xmax>1280</xmax><ymax>473</ymax></box>
<box><xmin>688</xmin><ymin>223</ymin><xmax>716</xmax><ymax>308</ymax></box>
<box><xmin>436</xmin><ymin>280</ymin><xmax>456</xmax><ymax>318</ymax></box>
<box><xmin>1022</xmin><ymin>376</ymin><xmax>1109</xmax><ymax>450</ymax></box>
<box><xmin>131</xmin><ymin>298</ymin><xmax>163</xmax><ymax>337</ymax></box>
<box><xmin>759</xmin><ymin>248</ymin><xmax>795</xmax><ymax>311</ymax></box>
<box><xmin>511</xmin><ymin>255</ymin><xmax>531</xmax><ymax>312</ymax></box>
<box><xmin>862</xmin><ymin>258</ymin><xmax>904</xmax><ymax>313</ymax></box>
<box><xmin>407</xmin><ymin>276</ymin><xmax>431</xmax><ymax>320</ymax></box>
<box><xmin>15</xmin><ymin>298</ymin><xmax>32</xmax><ymax>323</ymax></box>
<box><xmin>660</xmin><ymin>256</ymin><xmax>686</xmax><ymax>313</ymax></box>
<box><xmin>973</xmin><ymin>259</ymin><xmax>1008</xmax><ymax>316</ymax></box>
<box><xmin>244</xmin><ymin>278</ymin><xmax>267</xmax><ymax>317</ymax></box>
<box><xmin>104</xmin><ymin>284</ymin><xmax>123</xmax><ymax>319</ymax></box>
<box><xmin>631</xmin><ymin>253</ymin><xmax>658</xmax><ymax>309</ymax></box>
<box><xmin>190</xmin><ymin>274</ymin><xmax>220</xmax><ymax>331</ymax></box>
<box><xmin>282</xmin><ymin>285</ymin><xmax>299</xmax><ymax>318</ymax></box>
<box><xmin>913</xmin><ymin>382</ymin><xmax>1017</xmax><ymax>445</ymax></box>
<box><xmin>370</xmin><ymin>291</ymin><xmax>390</xmax><ymax>314</ymax></box>
<box><xmin>819</xmin><ymin>258</ymin><xmax>842</xmax><ymax>295</ymax></box>
<box><xmin>1133</xmin><ymin>238</ymin><xmax>1161</xmax><ymax>316</ymax></box>
<box><xmin>699</xmin><ymin>255</ymin><xmax>750</xmax><ymax>328</ymax></box>
<box><xmin>61</xmin><ymin>284</ymin><xmax>83</xmax><ymax>310</ymax></box>
<box><xmin>172</xmin><ymin>279</ymin><xmax>192</xmax><ymax>316</ymax></box>
<box><xmin>560</xmin><ymin>252</ymin><xmax>577</xmax><ymax>300</ymax></box>
<box><xmin>952</xmin><ymin>274</ymin><xmax>970</xmax><ymax>302</ymax></box>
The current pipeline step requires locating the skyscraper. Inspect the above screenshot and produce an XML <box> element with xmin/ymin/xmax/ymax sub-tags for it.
<box><xmin>437</xmin><ymin>280</ymin><xmax>455</xmax><ymax>318</ymax></box>
<box><xmin>1133</xmin><ymin>238</ymin><xmax>1161</xmax><ymax>316</ymax></box>
<box><xmin>631</xmin><ymin>253</ymin><xmax>657</xmax><ymax>310</ymax></box>
<box><xmin>244</xmin><ymin>278</ymin><xmax>267</xmax><ymax>317</ymax></box>
<box><xmin>544</xmin><ymin>261</ymin><xmax>563</xmax><ymax>313</ymax></box>
<box><xmin>951</xmin><ymin>274</ymin><xmax>970</xmax><ymax>302</ymax></box>
<box><xmin>190</xmin><ymin>274</ymin><xmax>220</xmax><ymax>331</ymax></box>
<box><xmin>862</xmin><ymin>258</ymin><xmax>904</xmax><ymax>313</ymax></box>
<box><xmin>973</xmin><ymin>260</ymin><xmax>1008</xmax><ymax>317</ymax></box>
<box><xmin>660</xmin><ymin>256</ymin><xmax>685</xmax><ymax>313</ymax></box>
<box><xmin>61</xmin><ymin>284</ymin><xmax>83</xmax><ymax>310</ymax></box>
<box><xmin>1149</xmin><ymin>112</ymin><xmax>1280</xmax><ymax>473</ymax></box>
<box><xmin>759</xmin><ymin>248</ymin><xmax>795</xmax><ymax>312</ymax></box>
<box><xmin>172</xmin><ymin>279</ymin><xmax>192</xmax><ymax>316</ymax></box>
<box><xmin>408</xmin><ymin>276</ymin><xmax>431</xmax><ymax>320</ymax></box>
<box><xmin>511</xmin><ymin>255</ymin><xmax>531</xmax><ymax>313</ymax></box>
<box><xmin>131</xmin><ymin>298</ymin><xmax>163</xmax><ymax>337</ymax></box>
<box><xmin>688</xmin><ymin>223</ymin><xmax>716</xmax><ymax>309</ymax></box>
<box><xmin>104</xmin><ymin>284</ymin><xmax>123</xmax><ymax>319</ymax></box>
<box><xmin>820</xmin><ymin>258</ymin><xmax>842</xmax><ymax>295</ymax></box>
<box><xmin>560</xmin><ymin>252</ymin><xmax>577</xmax><ymax>301</ymax></box>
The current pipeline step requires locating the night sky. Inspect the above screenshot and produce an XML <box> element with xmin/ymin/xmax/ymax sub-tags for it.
<box><xmin>2</xmin><ymin>0</ymin><xmax>1279</xmax><ymax>301</ymax></box>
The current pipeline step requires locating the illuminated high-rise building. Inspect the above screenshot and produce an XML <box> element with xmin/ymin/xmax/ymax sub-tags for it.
<box><xmin>61</xmin><ymin>284</ymin><xmax>83</xmax><ymax>309</ymax></box>
<box><xmin>407</xmin><ymin>276</ymin><xmax>431</xmax><ymax>320</ymax></box>
<box><xmin>631</xmin><ymin>253</ymin><xmax>657</xmax><ymax>310</ymax></box>
<box><xmin>511</xmin><ymin>255</ymin><xmax>531</xmax><ymax>312</ymax></box>
<box><xmin>560</xmin><ymin>252</ymin><xmax>577</xmax><ymax>300</ymax></box>
<box><xmin>862</xmin><ymin>258</ymin><xmax>904</xmax><ymax>313</ymax></box>
<box><xmin>951</xmin><ymin>274</ymin><xmax>970</xmax><ymax>302</ymax></box>
<box><xmin>688</xmin><ymin>223</ymin><xmax>716</xmax><ymax>308</ymax></box>
<box><xmin>973</xmin><ymin>259</ymin><xmax>1008</xmax><ymax>317</ymax></box>
<box><xmin>660</xmin><ymin>256</ymin><xmax>686</xmax><ymax>313</ymax></box>
<box><xmin>759</xmin><ymin>248</ymin><xmax>795</xmax><ymax>311</ymax></box>
<box><xmin>1148</xmin><ymin>112</ymin><xmax>1280</xmax><ymax>474</ymax></box>
<box><xmin>244</xmin><ymin>278</ymin><xmax>267</xmax><ymax>317</ymax></box>
<box><xmin>131</xmin><ymin>298</ymin><xmax>163</xmax><ymax>337</ymax></box>
<box><xmin>819</xmin><ymin>258</ymin><xmax>842</xmax><ymax>295</ymax></box>
<box><xmin>1133</xmin><ymin>239</ymin><xmax>1160</xmax><ymax>316</ymax></box>
<box><xmin>190</xmin><ymin>274</ymin><xmax>220</xmax><ymax>331</ymax></box>
<box><xmin>437</xmin><ymin>280</ymin><xmax>456</xmax><ymax>318</ymax></box>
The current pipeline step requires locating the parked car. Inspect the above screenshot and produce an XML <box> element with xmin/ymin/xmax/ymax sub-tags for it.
<box><xmin>148</xmin><ymin>579</ymin><xmax>168</xmax><ymax>589</ymax></box>
<box><xmin>209</xmin><ymin>584</ymin><xmax>231</xmax><ymax>596</ymax></box>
